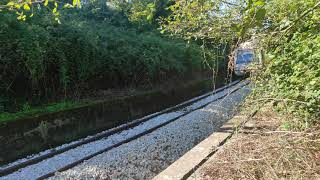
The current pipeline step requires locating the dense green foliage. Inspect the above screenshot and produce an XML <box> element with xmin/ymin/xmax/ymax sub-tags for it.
<box><xmin>260</xmin><ymin>0</ymin><xmax>320</xmax><ymax>124</ymax></box>
<box><xmin>265</xmin><ymin>33</ymin><xmax>320</xmax><ymax>123</ymax></box>
<box><xmin>6</xmin><ymin>0</ymin><xmax>318</xmax><ymax>126</ymax></box>
<box><xmin>1</xmin><ymin>0</ymin><xmax>81</xmax><ymax>21</ymax></box>
<box><xmin>0</xmin><ymin>101</ymin><xmax>83</xmax><ymax>122</ymax></box>
<box><xmin>0</xmin><ymin>1</ymin><xmax>223</xmax><ymax>113</ymax></box>
<box><xmin>161</xmin><ymin>0</ymin><xmax>320</xmax><ymax>124</ymax></box>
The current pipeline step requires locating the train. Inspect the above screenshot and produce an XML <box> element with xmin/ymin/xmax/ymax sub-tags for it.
<box><xmin>233</xmin><ymin>41</ymin><xmax>264</xmax><ymax>76</ymax></box>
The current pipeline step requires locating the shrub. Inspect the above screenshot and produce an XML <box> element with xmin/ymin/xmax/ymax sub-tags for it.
<box><xmin>0</xmin><ymin>6</ymin><xmax>224</xmax><ymax>112</ymax></box>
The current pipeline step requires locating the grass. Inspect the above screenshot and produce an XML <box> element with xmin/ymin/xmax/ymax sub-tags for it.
<box><xmin>0</xmin><ymin>101</ymin><xmax>85</xmax><ymax>123</ymax></box>
<box><xmin>0</xmin><ymin>78</ymin><xmax>214</xmax><ymax>123</ymax></box>
<box><xmin>0</xmin><ymin>78</ymin><xmax>215</xmax><ymax>124</ymax></box>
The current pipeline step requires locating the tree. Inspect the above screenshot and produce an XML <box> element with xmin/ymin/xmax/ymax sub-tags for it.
<box><xmin>106</xmin><ymin>0</ymin><xmax>172</xmax><ymax>30</ymax></box>
<box><xmin>161</xmin><ymin>0</ymin><xmax>320</xmax><ymax>122</ymax></box>
<box><xmin>0</xmin><ymin>0</ymin><xmax>81</xmax><ymax>21</ymax></box>
<box><xmin>160</xmin><ymin>0</ymin><xmax>267</xmax><ymax>42</ymax></box>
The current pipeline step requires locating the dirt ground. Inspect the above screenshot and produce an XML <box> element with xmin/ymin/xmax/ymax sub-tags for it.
<box><xmin>189</xmin><ymin>104</ymin><xmax>320</xmax><ymax>180</ymax></box>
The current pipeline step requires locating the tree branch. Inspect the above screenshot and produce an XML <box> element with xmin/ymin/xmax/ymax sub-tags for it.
<box><xmin>283</xmin><ymin>1</ymin><xmax>320</xmax><ymax>32</ymax></box>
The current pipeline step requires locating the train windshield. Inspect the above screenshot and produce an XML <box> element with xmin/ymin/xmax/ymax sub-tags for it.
<box><xmin>236</xmin><ymin>51</ymin><xmax>254</xmax><ymax>64</ymax></box>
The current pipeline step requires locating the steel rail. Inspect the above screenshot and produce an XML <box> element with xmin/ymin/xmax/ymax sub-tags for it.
<box><xmin>0</xmin><ymin>79</ymin><xmax>243</xmax><ymax>177</ymax></box>
<box><xmin>37</xmin><ymin>80</ymin><xmax>249</xmax><ymax>179</ymax></box>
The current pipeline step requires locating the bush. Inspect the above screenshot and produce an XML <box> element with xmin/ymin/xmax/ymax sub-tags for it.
<box><xmin>265</xmin><ymin>33</ymin><xmax>320</xmax><ymax>122</ymax></box>
<box><xmin>0</xmin><ymin>6</ymin><xmax>223</xmax><ymax>112</ymax></box>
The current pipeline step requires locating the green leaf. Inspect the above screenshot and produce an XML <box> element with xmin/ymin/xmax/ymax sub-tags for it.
<box><xmin>310</xmin><ymin>80</ymin><xmax>316</xmax><ymax>85</ymax></box>
<box><xmin>6</xmin><ymin>2</ymin><xmax>15</xmax><ymax>6</ymax></box>
<box><xmin>254</xmin><ymin>0</ymin><xmax>265</xmax><ymax>6</ymax></box>
<box><xmin>72</xmin><ymin>0</ymin><xmax>81</xmax><ymax>8</ymax></box>
<box><xmin>72</xmin><ymin>0</ymin><xmax>78</xmax><ymax>6</ymax></box>
<box><xmin>255</xmin><ymin>8</ymin><xmax>266</xmax><ymax>21</ymax></box>
<box><xmin>248</xmin><ymin>0</ymin><xmax>253</xmax><ymax>7</ymax></box>
<box><xmin>16</xmin><ymin>12</ymin><xmax>26</xmax><ymax>21</ymax></box>
<box><xmin>23</xmin><ymin>4</ymin><xmax>31</xmax><ymax>11</ymax></box>
<box><xmin>44</xmin><ymin>0</ymin><xmax>48</xmax><ymax>6</ymax></box>
<box><xmin>14</xmin><ymin>4</ymin><xmax>21</xmax><ymax>9</ymax></box>
<box><xmin>63</xmin><ymin>3</ymin><xmax>73</xmax><ymax>8</ymax></box>
<box><xmin>147</xmin><ymin>14</ymin><xmax>153</xmax><ymax>21</ymax></box>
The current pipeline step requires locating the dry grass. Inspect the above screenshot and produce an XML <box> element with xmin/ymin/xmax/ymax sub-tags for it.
<box><xmin>200</xmin><ymin>105</ymin><xmax>320</xmax><ymax>180</ymax></box>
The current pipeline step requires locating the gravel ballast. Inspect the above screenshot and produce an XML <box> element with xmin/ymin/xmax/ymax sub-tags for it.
<box><xmin>51</xmin><ymin>85</ymin><xmax>250</xmax><ymax>180</ymax></box>
<box><xmin>1</xmin><ymin>81</ymin><xmax>250</xmax><ymax>180</ymax></box>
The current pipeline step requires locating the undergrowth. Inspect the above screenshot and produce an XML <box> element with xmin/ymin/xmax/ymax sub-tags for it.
<box><xmin>0</xmin><ymin>101</ymin><xmax>83</xmax><ymax>122</ymax></box>
<box><xmin>0</xmin><ymin>1</ymin><xmax>226</xmax><ymax>113</ymax></box>
<box><xmin>248</xmin><ymin>1</ymin><xmax>319</xmax><ymax>129</ymax></box>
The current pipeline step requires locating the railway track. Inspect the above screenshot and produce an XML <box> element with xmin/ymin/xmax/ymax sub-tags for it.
<box><xmin>0</xmin><ymin>79</ymin><xmax>249</xmax><ymax>179</ymax></box>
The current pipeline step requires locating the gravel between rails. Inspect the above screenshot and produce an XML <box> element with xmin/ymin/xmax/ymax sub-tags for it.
<box><xmin>1</xmin><ymin>82</ymin><xmax>250</xmax><ymax>180</ymax></box>
<box><xmin>50</xmin><ymin>86</ymin><xmax>250</xmax><ymax>180</ymax></box>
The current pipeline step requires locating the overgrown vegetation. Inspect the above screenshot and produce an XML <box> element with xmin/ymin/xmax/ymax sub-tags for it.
<box><xmin>0</xmin><ymin>1</ymin><xmax>318</xmax><ymax>176</ymax></box>
<box><xmin>160</xmin><ymin>0</ymin><xmax>319</xmax><ymax>127</ymax></box>
<box><xmin>0</xmin><ymin>101</ymin><xmax>83</xmax><ymax>122</ymax></box>
<box><xmin>0</xmin><ymin>0</ymin><xmax>225</xmax><ymax>114</ymax></box>
<box><xmin>258</xmin><ymin>0</ymin><xmax>320</xmax><ymax>126</ymax></box>
<box><xmin>2</xmin><ymin>0</ymin><xmax>318</xmax><ymax>126</ymax></box>
<box><xmin>157</xmin><ymin>0</ymin><xmax>320</xmax><ymax>178</ymax></box>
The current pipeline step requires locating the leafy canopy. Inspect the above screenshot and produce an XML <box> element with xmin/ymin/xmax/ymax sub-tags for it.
<box><xmin>1</xmin><ymin>0</ymin><xmax>81</xmax><ymax>21</ymax></box>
